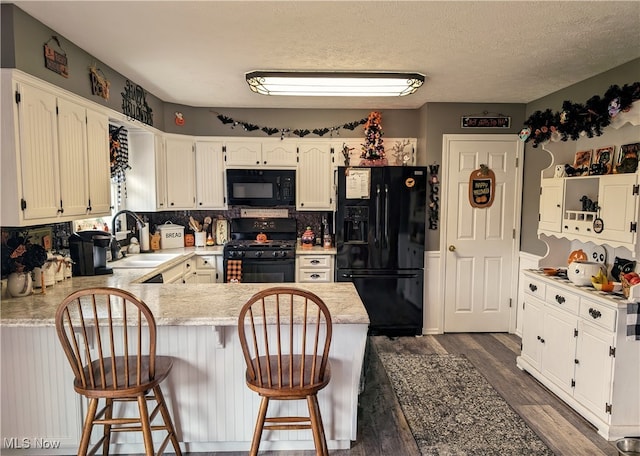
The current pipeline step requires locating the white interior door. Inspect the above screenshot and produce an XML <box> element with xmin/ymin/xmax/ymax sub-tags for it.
<box><xmin>442</xmin><ymin>134</ymin><xmax>522</xmax><ymax>332</ymax></box>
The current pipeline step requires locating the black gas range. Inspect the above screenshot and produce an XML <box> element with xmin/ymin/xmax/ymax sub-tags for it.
<box><xmin>223</xmin><ymin>218</ymin><xmax>297</xmax><ymax>283</ymax></box>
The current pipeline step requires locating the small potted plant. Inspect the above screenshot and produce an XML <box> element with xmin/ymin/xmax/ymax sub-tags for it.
<box><xmin>1</xmin><ymin>231</ymin><xmax>48</xmax><ymax>297</ymax></box>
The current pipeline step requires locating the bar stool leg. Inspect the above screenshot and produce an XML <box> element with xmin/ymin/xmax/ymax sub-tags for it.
<box><xmin>154</xmin><ymin>386</ymin><xmax>183</xmax><ymax>455</ymax></box>
<box><xmin>137</xmin><ymin>395</ymin><xmax>154</xmax><ymax>456</ymax></box>
<box><xmin>79</xmin><ymin>398</ymin><xmax>98</xmax><ymax>456</ymax></box>
<box><xmin>250</xmin><ymin>396</ymin><xmax>270</xmax><ymax>456</ymax></box>
<box><xmin>102</xmin><ymin>398</ymin><xmax>113</xmax><ymax>456</ymax></box>
<box><xmin>307</xmin><ymin>395</ymin><xmax>328</xmax><ymax>456</ymax></box>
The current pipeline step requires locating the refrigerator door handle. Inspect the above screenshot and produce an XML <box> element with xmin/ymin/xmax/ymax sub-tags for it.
<box><xmin>341</xmin><ymin>273</ymin><xmax>420</xmax><ymax>279</ymax></box>
<box><xmin>375</xmin><ymin>184</ymin><xmax>381</xmax><ymax>247</ymax></box>
<box><xmin>384</xmin><ymin>184</ymin><xmax>389</xmax><ymax>247</ymax></box>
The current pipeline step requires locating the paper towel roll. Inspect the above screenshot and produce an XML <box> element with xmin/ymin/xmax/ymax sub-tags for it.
<box><xmin>140</xmin><ymin>223</ymin><xmax>150</xmax><ymax>251</ymax></box>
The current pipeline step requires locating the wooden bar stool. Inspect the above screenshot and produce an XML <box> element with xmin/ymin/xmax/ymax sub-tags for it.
<box><xmin>55</xmin><ymin>287</ymin><xmax>182</xmax><ymax>456</ymax></box>
<box><xmin>238</xmin><ymin>287</ymin><xmax>333</xmax><ymax>456</ymax></box>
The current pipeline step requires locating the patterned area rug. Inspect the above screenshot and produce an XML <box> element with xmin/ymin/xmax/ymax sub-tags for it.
<box><xmin>378</xmin><ymin>352</ymin><xmax>554</xmax><ymax>456</ymax></box>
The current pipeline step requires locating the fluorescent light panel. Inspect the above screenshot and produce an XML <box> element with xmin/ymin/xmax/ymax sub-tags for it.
<box><xmin>246</xmin><ymin>71</ymin><xmax>425</xmax><ymax>97</ymax></box>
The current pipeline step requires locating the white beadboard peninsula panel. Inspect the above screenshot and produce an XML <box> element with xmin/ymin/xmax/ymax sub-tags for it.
<box><xmin>1</xmin><ymin>323</ymin><xmax>367</xmax><ymax>454</ymax></box>
<box><xmin>1</xmin><ymin>327</ymin><xmax>83</xmax><ymax>452</ymax></box>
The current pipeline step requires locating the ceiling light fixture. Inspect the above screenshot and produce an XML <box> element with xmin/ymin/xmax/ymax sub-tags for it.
<box><xmin>245</xmin><ymin>71</ymin><xmax>425</xmax><ymax>97</ymax></box>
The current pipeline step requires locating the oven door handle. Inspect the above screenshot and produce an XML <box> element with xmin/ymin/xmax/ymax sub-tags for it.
<box><xmin>384</xmin><ymin>184</ymin><xmax>389</xmax><ymax>248</ymax></box>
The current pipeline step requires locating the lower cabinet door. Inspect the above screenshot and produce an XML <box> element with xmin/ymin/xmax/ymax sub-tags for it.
<box><xmin>574</xmin><ymin>321</ymin><xmax>614</xmax><ymax>422</ymax></box>
<box><xmin>541</xmin><ymin>305</ymin><xmax>577</xmax><ymax>394</ymax></box>
<box><xmin>520</xmin><ymin>297</ymin><xmax>544</xmax><ymax>370</ymax></box>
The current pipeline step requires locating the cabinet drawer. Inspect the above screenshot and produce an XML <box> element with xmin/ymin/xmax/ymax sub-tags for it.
<box><xmin>579</xmin><ymin>299</ymin><xmax>616</xmax><ymax>331</ymax></box>
<box><xmin>524</xmin><ymin>276</ymin><xmax>546</xmax><ymax>300</ymax></box>
<box><xmin>545</xmin><ymin>284</ymin><xmax>579</xmax><ymax>314</ymax></box>
<box><xmin>298</xmin><ymin>269</ymin><xmax>332</xmax><ymax>283</ymax></box>
<box><xmin>196</xmin><ymin>255</ymin><xmax>217</xmax><ymax>270</ymax></box>
<box><xmin>298</xmin><ymin>255</ymin><xmax>332</xmax><ymax>268</ymax></box>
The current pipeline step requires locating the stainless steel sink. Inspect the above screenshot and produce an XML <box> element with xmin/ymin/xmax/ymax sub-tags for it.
<box><xmin>109</xmin><ymin>253</ymin><xmax>181</xmax><ymax>269</ymax></box>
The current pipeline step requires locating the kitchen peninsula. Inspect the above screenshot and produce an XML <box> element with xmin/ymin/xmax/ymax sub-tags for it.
<box><xmin>0</xmin><ymin>268</ymin><xmax>369</xmax><ymax>454</ymax></box>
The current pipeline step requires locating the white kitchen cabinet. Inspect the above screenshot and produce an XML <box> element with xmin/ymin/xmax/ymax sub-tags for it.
<box><xmin>261</xmin><ymin>140</ymin><xmax>298</xmax><ymax>166</ymax></box>
<box><xmin>194</xmin><ymin>254</ymin><xmax>220</xmax><ymax>283</ymax></box>
<box><xmin>598</xmin><ymin>173</ymin><xmax>638</xmax><ymax>245</ymax></box>
<box><xmin>164</xmin><ymin>135</ymin><xmax>196</xmax><ymax>209</ymax></box>
<box><xmin>517</xmin><ymin>270</ymin><xmax>640</xmax><ymax>440</ymax></box>
<box><xmin>296</xmin><ymin>142</ymin><xmax>334</xmax><ymax>210</ymax></box>
<box><xmin>126</xmin><ymin>130</ymin><xmax>167</xmax><ymax>212</ymax></box>
<box><xmin>538</xmin><ymin>178</ymin><xmax>564</xmax><ymax>233</ymax></box>
<box><xmin>57</xmin><ymin>97</ymin><xmax>90</xmax><ymax>218</ymax></box>
<box><xmin>195</xmin><ymin>140</ymin><xmax>226</xmax><ymax>209</ymax></box>
<box><xmin>85</xmin><ymin>109</ymin><xmax>112</xmax><ymax>215</ymax></box>
<box><xmin>1</xmin><ymin>75</ymin><xmax>111</xmax><ymax>225</ymax></box>
<box><xmin>537</xmin><ymin>114</ymin><xmax>639</xmax><ymax>251</ymax></box>
<box><xmin>574</xmin><ymin>316</ymin><xmax>614</xmax><ymax>423</ymax></box>
<box><xmin>223</xmin><ymin>140</ymin><xmax>261</xmax><ymax>167</ymax></box>
<box><xmin>296</xmin><ymin>252</ymin><xmax>335</xmax><ymax>282</ymax></box>
<box><xmin>224</xmin><ymin>139</ymin><xmax>297</xmax><ymax>168</ymax></box>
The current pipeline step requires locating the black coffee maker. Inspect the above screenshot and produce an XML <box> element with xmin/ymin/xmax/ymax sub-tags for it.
<box><xmin>69</xmin><ymin>231</ymin><xmax>113</xmax><ymax>276</ymax></box>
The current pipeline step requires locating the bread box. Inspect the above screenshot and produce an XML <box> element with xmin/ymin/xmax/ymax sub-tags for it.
<box><xmin>156</xmin><ymin>222</ymin><xmax>185</xmax><ymax>249</ymax></box>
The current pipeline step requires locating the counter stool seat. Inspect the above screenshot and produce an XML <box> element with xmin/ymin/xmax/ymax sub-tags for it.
<box><xmin>56</xmin><ymin>287</ymin><xmax>182</xmax><ymax>456</ymax></box>
<box><xmin>238</xmin><ymin>287</ymin><xmax>333</xmax><ymax>456</ymax></box>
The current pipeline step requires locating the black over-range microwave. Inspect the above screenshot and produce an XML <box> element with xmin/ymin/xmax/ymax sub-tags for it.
<box><xmin>226</xmin><ymin>169</ymin><xmax>296</xmax><ymax>207</ymax></box>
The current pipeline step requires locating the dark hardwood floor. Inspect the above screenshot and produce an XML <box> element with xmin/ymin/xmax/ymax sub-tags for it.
<box><xmin>204</xmin><ymin>334</ymin><xmax>620</xmax><ymax>455</ymax></box>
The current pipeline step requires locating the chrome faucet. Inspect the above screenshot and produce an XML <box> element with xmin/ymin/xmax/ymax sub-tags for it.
<box><xmin>110</xmin><ymin>210</ymin><xmax>145</xmax><ymax>260</ymax></box>
<box><xmin>111</xmin><ymin>209</ymin><xmax>145</xmax><ymax>235</ymax></box>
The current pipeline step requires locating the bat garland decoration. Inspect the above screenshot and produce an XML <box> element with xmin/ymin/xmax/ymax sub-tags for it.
<box><xmin>212</xmin><ymin>111</ymin><xmax>367</xmax><ymax>139</ymax></box>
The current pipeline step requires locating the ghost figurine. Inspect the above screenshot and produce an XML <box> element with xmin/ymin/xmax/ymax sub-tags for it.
<box><xmin>608</xmin><ymin>98</ymin><xmax>621</xmax><ymax>118</ymax></box>
<box><xmin>554</xmin><ymin>165</ymin><xmax>567</xmax><ymax>178</ymax></box>
<box><xmin>518</xmin><ymin>127</ymin><xmax>531</xmax><ymax>142</ymax></box>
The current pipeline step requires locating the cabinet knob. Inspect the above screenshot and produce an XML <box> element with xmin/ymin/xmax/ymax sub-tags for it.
<box><xmin>588</xmin><ymin>308</ymin><xmax>602</xmax><ymax>319</ymax></box>
<box><xmin>311</xmin><ymin>274</ymin><xmax>320</xmax><ymax>279</ymax></box>
<box><xmin>529</xmin><ymin>283</ymin><xmax>537</xmax><ymax>292</ymax></box>
<box><xmin>311</xmin><ymin>260</ymin><xmax>320</xmax><ymax>265</ymax></box>
<box><xmin>574</xmin><ymin>359</ymin><xmax>579</xmax><ymax>364</ymax></box>
<box><xmin>540</xmin><ymin>338</ymin><xmax>545</xmax><ymax>344</ymax></box>
<box><xmin>555</xmin><ymin>294</ymin><xmax>565</xmax><ymax>304</ymax></box>
<box><xmin>448</xmin><ymin>245</ymin><xmax>456</xmax><ymax>252</ymax></box>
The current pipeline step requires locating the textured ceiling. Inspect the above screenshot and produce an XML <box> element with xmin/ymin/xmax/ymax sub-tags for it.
<box><xmin>9</xmin><ymin>1</ymin><xmax>640</xmax><ymax>109</ymax></box>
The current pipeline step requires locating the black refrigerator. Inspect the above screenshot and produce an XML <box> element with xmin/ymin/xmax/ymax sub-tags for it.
<box><xmin>335</xmin><ymin>166</ymin><xmax>427</xmax><ymax>336</ymax></box>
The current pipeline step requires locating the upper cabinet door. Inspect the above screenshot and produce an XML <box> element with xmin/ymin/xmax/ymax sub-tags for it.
<box><xmin>16</xmin><ymin>82</ymin><xmax>61</xmax><ymax>221</ymax></box>
<box><xmin>538</xmin><ymin>178</ymin><xmax>564</xmax><ymax>234</ymax></box>
<box><xmin>297</xmin><ymin>142</ymin><xmax>333</xmax><ymax>211</ymax></box>
<box><xmin>598</xmin><ymin>173</ymin><xmax>638</xmax><ymax>245</ymax></box>
<box><xmin>195</xmin><ymin>140</ymin><xmax>226</xmax><ymax>209</ymax></box>
<box><xmin>85</xmin><ymin>109</ymin><xmax>111</xmax><ymax>215</ymax></box>
<box><xmin>224</xmin><ymin>141</ymin><xmax>262</xmax><ymax>167</ymax></box>
<box><xmin>262</xmin><ymin>141</ymin><xmax>297</xmax><ymax>167</ymax></box>
<box><xmin>165</xmin><ymin>136</ymin><xmax>195</xmax><ymax>209</ymax></box>
<box><xmin>57</xmin><ymin>98</ymin><xmax>89</xmax><ymax>218</ymax></box>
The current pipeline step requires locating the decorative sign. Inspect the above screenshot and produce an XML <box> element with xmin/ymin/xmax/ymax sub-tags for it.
<box><xmin>593</xmin><ymin>217</ymin><xmax>604</xmax><ymax>234</ymax></box>
<box><xmin>121</xmin><ymin>80</ymin><xmax>153</xmax><ymax>126</ymax></box>
<box><xmin>89</xmin><ymin>65</ymin><xmax>110</xmax><ymax>100</ymax></box>
<box><xmin>469</xmin><ymin>165</ymin><xmax>495</xmax><ymax>208</ymax></box>
<box><xmin>43</xmin><ymin>36</ymin><xmax>68</xmax><ymax>78</ymax></box>
<box><xmin>461</xmin><ymin>116</ymin><xmax>511</xmax><ymax>128</ymax></box>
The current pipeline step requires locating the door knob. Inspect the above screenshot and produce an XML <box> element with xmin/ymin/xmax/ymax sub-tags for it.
<box><xmin>448</xmin><ymin>245</ymin><xmax>456</xmax><ymax>252</ymax></box>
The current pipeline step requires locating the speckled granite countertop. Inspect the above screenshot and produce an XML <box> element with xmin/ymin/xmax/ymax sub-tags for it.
<box><xmin>0</xmin><ymin>272</ymin><xmax>368</xmax><ymax>327</ymax></box>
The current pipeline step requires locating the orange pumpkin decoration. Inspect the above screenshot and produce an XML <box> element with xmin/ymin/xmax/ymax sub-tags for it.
<box><xmin>256</xmin><ymin>233</ymin><xmax>268</xmax><ymax>243</ymax></box>
<box><xmin>568</xmin><ymin>249</ymin><xmax>588</xmax><ymax>265</ymax></box>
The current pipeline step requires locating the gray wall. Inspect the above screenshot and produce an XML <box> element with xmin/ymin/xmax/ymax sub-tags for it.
<box><xmin>5</xmin><ymin>4</ymin><xmax>166</xmax><ymax>130</ymax></box>
<box><xmin>520</xmin><ymin>57</ymin><xmax>640</xmax><ymax>256</ymax></box>
<box><xmin>420</xmin><ymin>103</ymin><xmax>527</xmax><ymax>250</ymax></box>
<box><xmin>162</xmin><ymin>104</ymin><xmax>419</xmax><ymax>138</ymax></box>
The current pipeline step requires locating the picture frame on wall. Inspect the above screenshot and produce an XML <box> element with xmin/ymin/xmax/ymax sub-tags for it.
<box><xmin>573</xmin><ymin>149</ymin><xmax>592</xmax><ymax>176</ymax></box>
<box><xmin>590</xmin><ymin>145</ymin><xmax>615</xmax><ymax>175</ymax></box>
<box><xmin>614</xmin><ymin>142</ymin><xmax>639</xmax><ymax>174</ymax></box>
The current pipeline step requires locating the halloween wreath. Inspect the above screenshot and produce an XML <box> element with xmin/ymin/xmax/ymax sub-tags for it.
<box><xmin>521</xmin><ymin>82</ymin><xmax>640</xmax><ymax>148</ymax></box>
